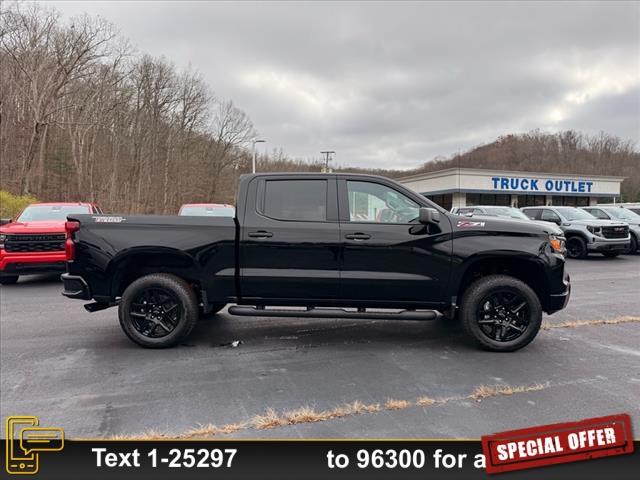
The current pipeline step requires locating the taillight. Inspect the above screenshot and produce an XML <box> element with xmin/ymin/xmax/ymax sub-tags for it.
<box><xmin>65</xmin><ymin>221</ymin><xmax>80</xmax><ymax>235</ymax></box>
<box><xmin>65</xmin><ymin>221</ymin><xmax>80</xmax><ymax>261</ymax></box>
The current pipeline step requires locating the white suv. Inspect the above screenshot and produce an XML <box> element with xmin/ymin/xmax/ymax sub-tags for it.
<box><xmin>581</xmin><ymin>206</ymin><xmax>640</xmax><ymax>254</ymax></box>
<box><xmin>521</xmin><ymin>206</ymin><xmax>630</xmax><ymax>259</ymax></box>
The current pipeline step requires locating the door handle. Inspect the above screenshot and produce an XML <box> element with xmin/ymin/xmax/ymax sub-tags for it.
<box><xmin>345</xmin><ymin>233</ymin><xmax>371</xmax><ymax>240</ymax></box>
<box><xmin>248</xmin><ymin>231</ymin><xmax>273</xmax><ymax>238</ymax></box>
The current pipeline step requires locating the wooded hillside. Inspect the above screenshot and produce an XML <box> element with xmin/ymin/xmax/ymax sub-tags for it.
<box><xmin>1</xmin><ymin>4</ymin><xmax>638</xmax><ymax>214</ymax></box>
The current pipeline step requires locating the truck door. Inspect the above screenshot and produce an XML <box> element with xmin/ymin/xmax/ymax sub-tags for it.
<box><xmin>239</xmin><ymin>175</ymin><xmax>340</xmax><ymax>301</ymax></box>
<box><xmin>338</xmin><ymin>178</ymin><xmax>452</xmax><ymax>305</ymax></box>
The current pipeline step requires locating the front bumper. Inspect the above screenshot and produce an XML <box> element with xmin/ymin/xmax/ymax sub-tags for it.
<box><xmin>61</xmin><ymin>273</ymin><xmax>91</xmax><ymax>300</ymax></box>
<box><xmin>587</xmin><ymin>237</ymin><xmax>630</xmax><ymax>252</ymax></box>
<box><xmin>547</xmin><ymin>271</ymin><xmax>571</xmax><ymax>314</ymax></box>
<box><xmin>0</xmin><ymin>250</ymin><xmax>66</xmax><ymax>276</ymax></box>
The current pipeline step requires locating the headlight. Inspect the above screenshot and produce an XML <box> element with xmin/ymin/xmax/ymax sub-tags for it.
<box><xmin>586</xmin><ymin>225</ymin><xmax>602</xmax><ymax>235</ymax></box>
<box><xmin>549</xmin><ymin>235</ymin><xmax>565</xmax><ymax>253</ymax></box>
<box><xmin>0</xmin><ymin>233</ymin><xmax>5</xmax><ymax>249</ymax></box>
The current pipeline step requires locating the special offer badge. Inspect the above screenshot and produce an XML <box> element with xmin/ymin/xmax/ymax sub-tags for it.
<box><xmin>481</xmin><ymin>413</ymin><xmax>634</xmax><ymax>474</ymax></box>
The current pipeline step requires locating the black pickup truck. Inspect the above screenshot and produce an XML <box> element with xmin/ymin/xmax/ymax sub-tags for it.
<box><xmin>61</xmin><ymin>173</ymin><xmax>570</xmax><ymax>351</ymax></box>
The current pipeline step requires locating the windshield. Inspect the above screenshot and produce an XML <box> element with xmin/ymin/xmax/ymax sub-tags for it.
<box><xmin>604</xmin><ymin>208</ymin><xmax>640</xmax><ymax>221</ymax></box>
<box><xmin>482</xmin><ymin>206</ymin><xmax>530</xmax><ymax>220</ymax></box>
<box><xmin>555</xmin><ymin>207</ymin><xmax>595</xmax><ymax>221</ymax></box>
<box><xmin>180</xmin><ymin>206</ymin><xmax>235</xmax><ymax>217</ymax></box>
<box><xmin>17</xmin><ymin>205</ymin><xmax>90</xmax><ymax>221</ymax></box>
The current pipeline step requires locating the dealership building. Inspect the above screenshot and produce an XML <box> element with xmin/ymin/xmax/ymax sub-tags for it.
<box><xmin>398</xmin><ymin>168</ymin><xmax>624</xmax><ymax>211</ymax></box>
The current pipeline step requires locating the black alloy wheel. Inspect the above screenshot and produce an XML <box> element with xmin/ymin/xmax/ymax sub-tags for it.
<box><xmin>129</xmin><ymin>287</ymin><xmax>182</xmax><ymax>338</ymax></box>
<box><xmin>566</xmin><ymin>236</ymin><xmax>587</xmax><ymax>259</ymax></box>
<box><xmin>460</xmin><ymin>274</ymin><xmax>542</xmax><ymax>352</ymax></box>
<box><xmin>476</xmin><ymin>289</ymin><xmax>530</xmax><ymax>342</ymax></box>
<box><xmin>118</xmin><ymin>273</ymin><xmax>199</xmax><ymax>348</ymax></box>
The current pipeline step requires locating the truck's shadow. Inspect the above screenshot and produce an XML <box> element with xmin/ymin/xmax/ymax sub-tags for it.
<box><xmin>187</xmin><ymin>312</ymin><xmax>472</xmax><ymax>350</ymax></box>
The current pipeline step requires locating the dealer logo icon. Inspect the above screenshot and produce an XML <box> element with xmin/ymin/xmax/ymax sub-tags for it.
<box><xmin>6</xmin><ymin>416</ymin><xmax>64</xmax><ymax>475</ymax></box>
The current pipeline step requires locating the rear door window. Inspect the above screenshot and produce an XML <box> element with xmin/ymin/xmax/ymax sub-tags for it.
<box><xmin>586</xmin><ymin>208</ymin><xmax>609</xmax><ymax>220</ymax></box>
<box><xmin>540</xmin><ymin>209</ymin><xmax>561</xmax><ymax>223</ymax></box>
<box><xmin>263</xmin><ymin>179</ymin><xmax>328</xmax><ymax>222</ymax></box>
<box><xmin>522</xmin><ymin>208</ymin><xmax>541</xmax><ymax>220</ymax></box>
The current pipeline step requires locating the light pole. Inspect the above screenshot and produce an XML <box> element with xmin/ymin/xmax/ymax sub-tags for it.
<box><xmin>320</xmin><ymin>151</ymin><xmax>335</xmax><ymax>172</ymax></box>
<box><xmin>252</xmin><ymin>139</ymin><xmax>266</xmax><ymax>173</ymax></box>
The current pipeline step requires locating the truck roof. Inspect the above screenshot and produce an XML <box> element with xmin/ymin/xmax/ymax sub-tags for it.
<box><xmin>28</xmin><ymin>202</ymin><xmax>96</xmax><ymax>206</ymax></box>
<box><xmin>180</xmin><ymin>203</ymin><xmax>234</xmax><ymax>207</ymax></box>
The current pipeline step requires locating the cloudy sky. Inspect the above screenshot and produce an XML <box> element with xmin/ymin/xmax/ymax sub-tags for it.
<box><xmin>49</xmin><ymin>1</ymin><xmax>639</xmax><ymax>169</ymax></box>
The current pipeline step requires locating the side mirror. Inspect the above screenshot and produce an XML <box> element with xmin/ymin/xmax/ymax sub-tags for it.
<box><xmin>419</xmin><ymin>207</ymin><xmax>440</xmax><ymax>224</ymax></box>
<box><xmin>0</xmin><ymin>218</ymin><xmax>12</xmax><ymax>226</ymax></box>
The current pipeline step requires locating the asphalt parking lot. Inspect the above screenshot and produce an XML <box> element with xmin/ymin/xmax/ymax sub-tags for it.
<box><xmin>1</xmin><ymin>256</ymin><xmax>639</xmax><ymax>439</ymax></box>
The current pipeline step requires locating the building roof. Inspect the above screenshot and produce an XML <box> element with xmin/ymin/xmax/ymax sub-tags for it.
<box><xmin>397</xmin><ymin>167</ymin><xmax>626</xmax><ymax>183</ymax></box>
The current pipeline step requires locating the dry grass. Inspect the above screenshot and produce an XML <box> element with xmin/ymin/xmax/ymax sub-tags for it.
<box><xmin>215</xmin><ymin>423</ymin><xmax>246</xmax><ymax>435</ymax></box>
<box><xmin>106</xmin><ymin>382</ymin><xmax>552</xmax><ymax>440</ymax></box>
<box><xmin>417</xmin><ymin>396</ymin><xmax>436</xmax><ymax>406</ymax></box>
<box><xmin>251</xmin><ymin>408</ymin><xmax>287</xmax><ymax>430</ymax></box>
<box><xmin>470</xmin><ymin>383</ymin><xmax>548</xmax><ymax>402</ymax></box>
<box><xmin>542</xmin><ymin>315</ymin><xmax>640</xmax><ymax>330</ymax></box>
<box><xmin>384</xmin><ymin>399</ymin><xmax>412</xmax><ymax>410</ymax></box>
<box><xmin>283</xmin><ymin>406</ymin><xmax>325</xmax><ymax>424</ymax></box>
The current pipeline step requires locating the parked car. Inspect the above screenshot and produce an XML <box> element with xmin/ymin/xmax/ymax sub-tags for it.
<box><xmin>62</xmin><ymin>173</ymin><xmax>570</xmax><ymax>352</ymax></box>
<box><xmin>595</xmin><ymin>202</ymin><xmax>640</xmax><ymax>216</ymax></box>
<box><xmin>178</xmin><ymin>203</ymin><xmax>235</xmax><ymax>217</ymax></box>
<box><xmin>581</xmin><ymin>206</ymin><xmax>640</xmax><ymax>254</ymax></box>
<box><xmin>0</xmin><ymin>202</ymin><xmax>102</xmax><ymax>284</ymax></box>
<box><xmin>450</xmin><ymin>206</ymin><xmax>565</xmax><ymax>235</ymax></box>
<box><xmin>521</xmin><ymin>206</ymin><xmax>630</xmax><ymax>259</ymax></box>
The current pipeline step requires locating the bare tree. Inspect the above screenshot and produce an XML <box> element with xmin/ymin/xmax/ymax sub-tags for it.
<box><xmin>1</xmin><ymin>4</ymin><xmax>115</xmax><ymax>193</ymax></box>
<box><xmin>206</xmin><ymin>100</ymin><xmax>255</xmax><ymax>199</ymax></box>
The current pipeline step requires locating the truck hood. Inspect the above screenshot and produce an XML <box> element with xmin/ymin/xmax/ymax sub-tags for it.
<box><xmin>563</xmin><ymin>219</ymin><xmax>627</xmax><ymax>228</ymax></box>
<box><xmin>0</xmin><ymin>220</ymin><xmax>66</xmax><ymax>234</ymax></box>
<box><xmin>453</xmin><ymin>215</ymin><xmax>563</xmax><ymax>236</ymax></box>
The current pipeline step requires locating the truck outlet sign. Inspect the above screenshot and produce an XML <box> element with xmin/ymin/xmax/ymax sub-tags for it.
<box><xmin>491</xmin><ymin>176</ymin><xmax>594</xmax><ymax>193</ymax></box>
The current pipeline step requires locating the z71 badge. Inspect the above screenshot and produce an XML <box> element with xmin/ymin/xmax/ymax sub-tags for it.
<box><xmin>93</xmin><ymin>216</ymin><xmax>126</xmax><ymax>223</ymax></box>
<box><xmin>457</xmin><ymin>220</ymin><xmax>485</xmax><ymax>228</ymax></box>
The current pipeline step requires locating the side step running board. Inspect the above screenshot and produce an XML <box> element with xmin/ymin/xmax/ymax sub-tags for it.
<box><xmin>227</xmin><ymin>306</ymin><xmax>438</xmax><ymax>321</ymax></box>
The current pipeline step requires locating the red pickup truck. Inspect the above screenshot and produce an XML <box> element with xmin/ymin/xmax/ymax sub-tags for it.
<box><xmin>0</xmin><ymin>202</ymin><xmax>102</xmax><ymax>284</ymax></box>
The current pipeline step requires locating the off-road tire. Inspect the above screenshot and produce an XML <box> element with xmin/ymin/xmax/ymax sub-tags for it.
<box><xmin>460</xmin><ymin>275</ymin><xmax>542</xmax><ymax>352</ymax></box>
<box><xmin>118</xmin><ymin>273</ymin><xmax>199</xmax><ymax>348</ymax></box>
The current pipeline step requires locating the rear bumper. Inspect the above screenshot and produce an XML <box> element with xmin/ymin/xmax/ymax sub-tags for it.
<box><xmin>0</xmin><ymin>250</ymin><xmax>66</xmax><ymax>276</ymax></box>
<box><xmin>61</xmin><ymin>273</ymin><xmax>91</xmax><ymax>300</ymax></box>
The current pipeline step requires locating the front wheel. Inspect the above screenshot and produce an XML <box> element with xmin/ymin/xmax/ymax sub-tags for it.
<box><xmin>460</xmin><ymin>275</ymin><xmax>542</xmax><ymax>352</ymax></box>
<box><xmin>0</xmin><ymin>275</ymin><xmax>19</xmax><ymax>285</ymax></box>
<box><xmin>118</xmin><ymin>273</ymin><xmax>199</xmax><ymax>348</ymax></box>
<box><xmin>566</xmin><ymin>236</ymin><xmax>588</xmax><ymax>259</ymax></box>
<box><xmin>623</xmin><ymin>235</ymin><xmax>637</xmax><ymax>254</ymax></box>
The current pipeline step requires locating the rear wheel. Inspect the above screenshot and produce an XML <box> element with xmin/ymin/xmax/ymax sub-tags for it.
<box><xmin>602</xmin><ymin>251</ymin><xmax>620</xmax><ymax>258</ymax></box>
<box><xmin>118</xmin><ymin>273</ymin><xmax>198</xmax><ymax>348</ymax></box>
<box><xmin>566</xmin><ymin>236</ymin><xmax>588</xmax><ymax>259</ymax></box>
<box><xmin>0</xmin><ymin>275</ymin><xmax>19</xmax><ymax>285</ymax></box>
<box><xmin>460</xmin><ymin>275</ymin><xmax>542</xmax><ymax>352</ymax></box>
